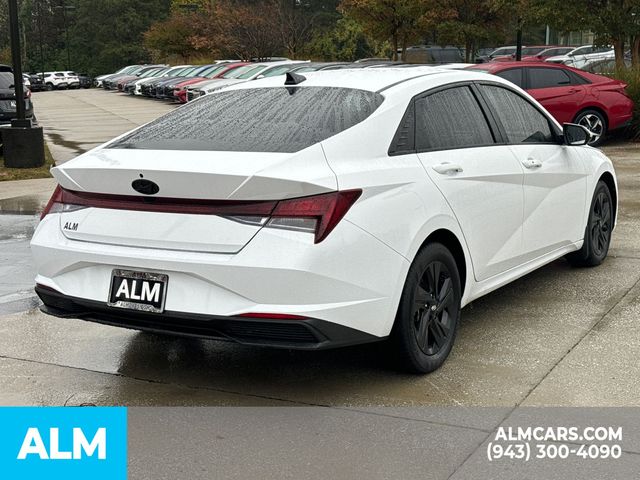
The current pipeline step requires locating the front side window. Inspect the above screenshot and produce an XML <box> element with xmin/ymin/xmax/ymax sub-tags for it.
<box><xmin>111</xmin><ymin>87</ymin><xmax>383</xmax><ymax>153</ymax></box>
<box><xmin>528</xmin><ymin>68</ymin><xmax>573</xmax><ymax>89</ymax></box>
<box><xmin>480</xmin><ymin>85</ymin><xmax>554</xmax><ymax>144</ymax></box>
<box><xmin>415</xmin><ymin>86</ymin><xmax>494</xmax><ymax>151</ymax></box>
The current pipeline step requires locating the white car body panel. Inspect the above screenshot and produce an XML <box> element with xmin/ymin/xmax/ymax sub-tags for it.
<box><xmin>31</xmin><ymin>67</ymin><xmax>618</xmax><ymax>344</ymax></box>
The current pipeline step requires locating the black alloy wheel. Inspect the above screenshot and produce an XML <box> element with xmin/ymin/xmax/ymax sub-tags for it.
<box><xmin>590</xmin><ymin>187</ymin><xmax>612</xmax><ymax>258</ymax></box>
<box><xmin>412</xmin><ymin>260</ymin><xmax>456</xmax><ymax>356</ymax></box>
<box><xmin>391</xmin><ymin>242</ymin><xmax>461</xmax><ymax>373</ymax></box>
<box><xmin>566</xmin><ymin>180</ymin><xmax>613</xmax><ymax>267</ymax></box>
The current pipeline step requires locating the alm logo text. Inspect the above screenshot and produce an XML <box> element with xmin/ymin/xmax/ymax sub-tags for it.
<box><xmin>17</xmin><ymin>427</ymin><xmax>107</xmax><ymax>460</ymax></box>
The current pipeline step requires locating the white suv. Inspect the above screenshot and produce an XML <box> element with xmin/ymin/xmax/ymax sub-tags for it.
<box><xmin>60</xmin><ymin>71</ymin><xmax>81</xmax><ymax>88</ymax></box>
<box><xmin>43</xmin><ymin>71</ymin><xmax>79</xmax><ymax>90</ymax></box>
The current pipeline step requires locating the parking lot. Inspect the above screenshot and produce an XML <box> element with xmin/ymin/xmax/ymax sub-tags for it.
<box><xmin>34</xmin><ymin>88</ymin><xmax>175</xmax><ymax>164</ymax></box>
<box><xmin>0</xmin><ymin>89</ymin><xmax>639</xmax><ymax>409</ymax></box>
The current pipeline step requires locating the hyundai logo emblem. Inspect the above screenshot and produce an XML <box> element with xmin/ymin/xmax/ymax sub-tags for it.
<box><xmin>131</xmin><ymin>179</ymin><xmax>160</xmax><ymax>195</ymax></box>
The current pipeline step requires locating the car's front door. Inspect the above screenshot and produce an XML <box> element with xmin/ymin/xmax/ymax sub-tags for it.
<box><xmin>477</xmin><ymin>84</ymin><xmax>587</xmax><ymax>262</ymax></box>
<box><xmin>526</xmin><ymin>67</ymin><xmax>587</xmax><ymax>124</ymax></box>
<box><xmin>414</xmin><ymin>85</ymin><xmax>525</xmax><ymax>282</ymax></box>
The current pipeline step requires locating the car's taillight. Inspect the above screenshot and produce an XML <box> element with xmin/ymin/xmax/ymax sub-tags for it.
<box><xmin>40</xmin><ymin>185</ymin><xmax>62</xmax><ymax>219</ymax></box>
<box><xmin>40</xmin><ymin>187</ymin><xmax>361</xmax><ymax>243</ymax></box>
<box><xmin>268</xmin><ymin>190</ymin><xmax>362</xmax><ymax>243</ymax></box>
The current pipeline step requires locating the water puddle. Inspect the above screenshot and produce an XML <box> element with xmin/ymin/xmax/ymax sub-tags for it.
<box><xmin>45</xmin><ymin>131</ymin><xmax>87</xmax><ymax>155</ymax></box>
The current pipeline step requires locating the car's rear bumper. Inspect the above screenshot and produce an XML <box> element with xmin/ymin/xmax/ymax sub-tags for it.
<box><xmin>31</xmin><ymin>213</ymin><xmax>409</xmax><ymax>339</ymax></box>
<box><xmin>35</xmin><ymin>285</ymin><xmax>382</xmax><ymax>350</ymax></box>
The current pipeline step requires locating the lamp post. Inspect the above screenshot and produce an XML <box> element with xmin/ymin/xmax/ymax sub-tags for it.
<box><xmin>54</xmin><ymin>3</ymin><xmax>76</xmax><ymax>71</ymax></box>
<box><xmin>3</xmin><ymin>0</ymin><xmax>45</xmax><ymax>168</ymax></box>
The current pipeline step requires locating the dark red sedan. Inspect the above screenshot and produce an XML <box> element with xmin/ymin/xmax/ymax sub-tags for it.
<box><xmin>467</xmin><ymin>62</ymin><xmax>633</xmax><ymax>146</ymax></box>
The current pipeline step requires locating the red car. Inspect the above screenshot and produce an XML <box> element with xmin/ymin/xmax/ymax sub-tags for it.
<box><xmin>467</xmin><ymin>61</ymin><xmax>633</xmax><ymax>146</ymax></box>
<box><xmin>492</xmin><ymin>46</ymin><xmax>549</xmax><ymax>62</ymax></box>
<box><xmin>522</xmin><ymin>46</ymin><xmax>574</xmax><ymax>62</ymax></box>
<box><xmin>174</xmin><ymin>62</ymin><xmax>249</xmax><ymax>103</ymax></box>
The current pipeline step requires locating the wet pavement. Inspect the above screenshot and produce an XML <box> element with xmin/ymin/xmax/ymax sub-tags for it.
<box><xmin>31</xmin><ymin>88</ymin><xmax>175</xmax><ymax>164</ymax></box>
<box><xmin>0</xmin><ymin>138</ymin><xmax>638</xmax><ymax>408</ymax></box>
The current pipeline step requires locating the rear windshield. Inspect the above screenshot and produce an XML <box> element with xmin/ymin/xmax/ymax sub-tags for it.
<box><xmin>0</xmin><ymin>72</ymin><xmax>12</xmax><ymax>88</ymax></box>
<box><xmin>111</xmin><ymin>87</ymin><xmax>384</xmax><ymax>153</ymax></box>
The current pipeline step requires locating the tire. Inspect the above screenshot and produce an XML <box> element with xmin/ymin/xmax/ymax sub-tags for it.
<box><xmin>45</xmin><ymin>83</ymin><xmax>53</xmax><ymax>91</ymax></box>
<box><xmin>573</xmin><ymin>109</ymin><xmax>607</xmax><ymax>147</ymax></box>
<box><xmin>390</xmin><ymin>242</ymin><xmax>462</xmax><ymax>374</ymax></box>
<box><xmin>566</xmin><ymin>181</ymin><xmax>613</xmax><ymax>267</ymax></box>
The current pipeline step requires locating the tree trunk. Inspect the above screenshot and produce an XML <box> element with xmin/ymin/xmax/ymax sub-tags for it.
<box><xmin>632</xmin><ymin>36</ymin><xmax>640</xmax><ymax>68</ymax></box>
<box><xmin>613</xmin><ymin>38</ymin><xmax>625</xmax><ymax>69</ymax></box>
<box><xmin>401</xmin><ymin>34</ymin><xmax>408</xmax><ymax>62</ymax></box>
<box><xmin>465</xmin><ymin>38</ymin><xmax>473</xmax><ymax>63</ymax></box>
<box><xmin>392</xmin><ymin>32</ymin><xmax>398</xmax><ymax>61</ymax></box>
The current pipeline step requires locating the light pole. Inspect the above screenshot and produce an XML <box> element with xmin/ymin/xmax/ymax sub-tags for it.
<box><xmin>4</xmin><ymin>0</ymin><xmax>45</xmax><ymax>168</ymax></box>
<box><xmin>36</xmin><ymin>0</ymin><xmax>46</xmax><ymax>82</ymax></box>
<box><xmin>54</xmin><ymin>2</ymin><xmax>76</xmax><ymax>71</ymax></box>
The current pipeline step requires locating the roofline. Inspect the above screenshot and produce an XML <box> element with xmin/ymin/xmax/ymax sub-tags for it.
<box><xmin>375</xmin><ymin>70</ymin><xmax>448</xmax><ymax>93</ymax></box>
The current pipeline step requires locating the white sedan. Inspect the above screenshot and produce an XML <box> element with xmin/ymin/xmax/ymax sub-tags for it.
<box><xmin>32</xmin><ymin>67</ymin><xmax>617</xmax><ymax>373</ymax></box>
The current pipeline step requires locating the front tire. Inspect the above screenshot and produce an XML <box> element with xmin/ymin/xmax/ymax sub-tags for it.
<box><xmin>574</xmin><ymin>109</ymin><xmax>607</xmax><ymax>147</ymax></box>
<box><xmin>391</xmin><ymin>243</ymin><xmax>461</xmax><ymax>374</ymax></box>
<box><xmin>566</xmin><ymin>181</ymin><xmax>613</xmax><ymax>267</ymax></box>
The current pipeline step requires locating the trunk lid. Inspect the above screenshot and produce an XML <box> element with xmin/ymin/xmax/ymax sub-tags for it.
<box><xmin>52</xmin><ymin>145</ymin><xmax>336</xmax><ymax>253</ymax></box>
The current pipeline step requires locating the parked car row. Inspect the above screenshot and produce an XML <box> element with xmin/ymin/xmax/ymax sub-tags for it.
<box><xmin>476</xmin><ymin>44</ymin><xmax>615</xmax><ymax>67</ymax></box>
<box><xmin>99</xmin><ymin>59</ymin><xmax>435</xmax><ymax>104</ymax></box>
<box><xmin>23</xmin><ymin>71</ymin><xmax>93</xmax><ymax>91</ymax></box>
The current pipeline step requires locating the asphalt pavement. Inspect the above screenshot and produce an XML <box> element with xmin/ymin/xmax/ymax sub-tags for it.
<box><xmin>0</xmin><ymin>90</ymin><xmax>638</xmax><ymax>410</ymax></box>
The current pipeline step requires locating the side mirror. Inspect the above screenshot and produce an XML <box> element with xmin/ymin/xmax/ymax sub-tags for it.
<box><xmin>256</xmin><ymin>74</ymin><xmax>265</xmax><ymax>79</ymax></box>
<box><xmin>563</xmin><ymin>123</ymin><xmax>591</xmax><ymax>146</ymax></box>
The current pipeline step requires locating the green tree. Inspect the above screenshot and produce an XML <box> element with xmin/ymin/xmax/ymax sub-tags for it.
<box><xmin>21</xmin><ymin>0</ymin><xmax>172</xmax><ymax>76</ymax></box>
<box><xmin>434</xmin><ymin>0</ymin><xmax>509</xmax><ymax>62</ymax></box>
<box><xmin>339</xmin><ymin>0</ymin><xmax>430</xmax><ymax>60</ymax></box>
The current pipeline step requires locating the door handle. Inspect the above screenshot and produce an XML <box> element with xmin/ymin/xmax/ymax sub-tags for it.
<box><xmin>522</xmin><ymin>158</ymin><xmax>542</xmax><ymax>169</ymax></box>
<box><xmin>432</xmin><ymin>163</ymin><xmax>463</xmax><ymax>175</ymax></box>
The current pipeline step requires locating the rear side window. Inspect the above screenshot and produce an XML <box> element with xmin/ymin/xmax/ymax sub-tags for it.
<box><xmin>415</xmin><ymin>86</ymin><xmax>494</xmax><ymax>151</ymax></box>
<box><xmin>111</xmin><ymin>87</ymin><xmax>384</xmax><ymax>153</ymax></box>
<box><xmin>528</xmin><ymin>68</ymin><xmax>572</xmax><ymax>89</ymax></box>
<box><xmin>480</xmin><ymin>85</ymin><xmax>554</xmax><ymax>143</ymax></box>
<box><xmin>496</xmin><ymin>68</ymin><xmax>524</xmax><ymax>88</ymax></box>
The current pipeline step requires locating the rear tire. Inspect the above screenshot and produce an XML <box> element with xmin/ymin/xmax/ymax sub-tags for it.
<box><xmin>390</xmin><ymin>243</ymin><xmax>461</xmax><ymax>374</ymax></box>
<box><xmin>46</xmin><ymin>83</ymin><xmax>53</xmax><ymax>91</ymax></box>
<box><xmin>573</xmin><ymin>109</ymin><xmax>607</xmax><ymax>147</ymax></box>
<box><xmin>566</xmin><ymin>181</ymin><xmax>613</xmax><ymax>267</ymax></box>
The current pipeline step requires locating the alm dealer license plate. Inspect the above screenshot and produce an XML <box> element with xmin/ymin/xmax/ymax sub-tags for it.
<box><xmin>108</xmin><ymin>269</ymin><xmax>168</xmax><ymax>313</ymax></box>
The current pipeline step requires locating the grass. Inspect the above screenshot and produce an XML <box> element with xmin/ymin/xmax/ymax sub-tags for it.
<box><xmin>0</xmin><ymin>142</ymin><xmax>55</xmax><ymax>181</ymax></box>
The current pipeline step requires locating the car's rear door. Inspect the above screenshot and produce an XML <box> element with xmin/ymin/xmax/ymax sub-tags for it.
<box><xmin>477</xmin><ymin>83</ymin><xmax>587</xmax><ymax>261</ymax></box>
<box><xmin>526</xmin><ymin>66</ymin><xmax>587</xmax><ymax>124</ymax></box>
<box><xmin>415</xmin><ymin>84</ymin><xmax>525</xmax><ymax>282</ymax></box>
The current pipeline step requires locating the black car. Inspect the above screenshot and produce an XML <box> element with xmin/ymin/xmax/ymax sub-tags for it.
<box><xmin>0</xmin><ymin>72</ymin><xmax>34</xmax><ymax>124</ymax></box>
<box><xmin>26</xmin><ymin>73</ymin><xmax>46</xmax><ymax>92</ymax></box>
<box><xmin>77</xmin><ymin>73</ymin><xmax>93</xmax><ymax>88</ymax></box>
